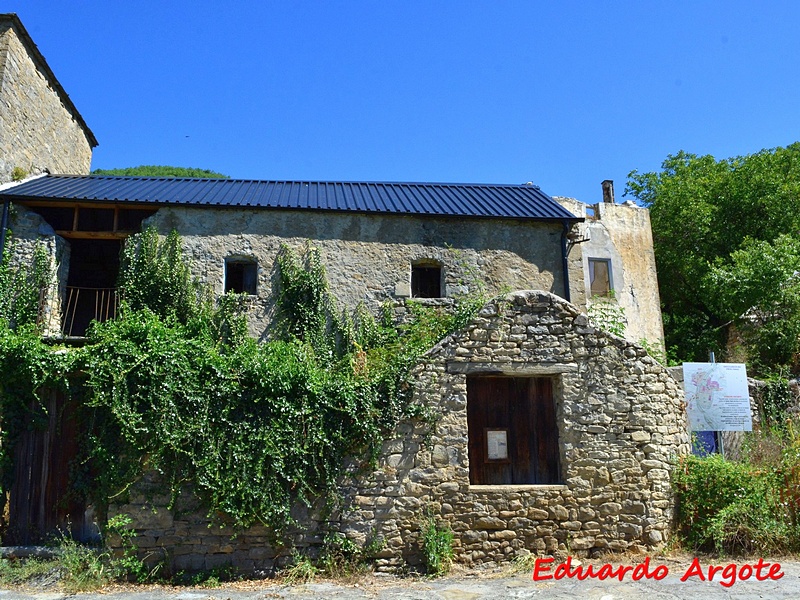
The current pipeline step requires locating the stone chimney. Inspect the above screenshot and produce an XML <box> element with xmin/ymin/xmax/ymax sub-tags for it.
<box><xmin>602</xmin><ymin>179</ymin><xmax>615</xmax><ymax>204</ymax></box>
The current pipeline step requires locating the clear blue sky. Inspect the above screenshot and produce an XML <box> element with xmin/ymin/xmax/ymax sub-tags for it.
<box><xmin>15</xmin><ymin>1</ymin><xmax>800</xmax><ymax>204</ymax></box>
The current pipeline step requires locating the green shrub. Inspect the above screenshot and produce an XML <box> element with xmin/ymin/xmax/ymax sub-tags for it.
<box><xmin>1</xmin><ymin>236</ymin><xmax>489</xmax><ymax>544</ymax></box>
<box><xmin>672</xmin><ymin>439</ymin><xmax>800</xmax><ymax>555</ymax></box>
<box><xmin>421</xmin><ymin>515</ymin><xmax>454</xmax><ymax>576</ymax></box>
<box><xmin>672</xmin><ymin>453</ymin><xmax>774</xmax><ymax>551</ymax></box>
<box><xmin>283</xmin><ymin>552</ymin><xmax>318</xmax><ymax>584</ymax></box>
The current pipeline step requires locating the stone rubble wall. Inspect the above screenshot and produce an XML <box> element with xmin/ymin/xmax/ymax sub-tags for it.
<box><xmin>0</xmin><ymin>21</ymin><xmax>93</xmax><ymax>183</ymax></box>
<box><xmin>4</xmin><ymin>203</ymin><xmax>69</xmax><ymax>335</ymax></box>
<box><xmin>147</xmin><ymin>207</ymin><xmax>587</xmax><ymax>339</ymax></box>
<box><xmin>110</xmin><ymin>291</ymin><xmax>690</xmax><ymax>574</ymax></box>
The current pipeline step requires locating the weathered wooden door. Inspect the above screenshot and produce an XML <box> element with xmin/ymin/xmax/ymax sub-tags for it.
<box><xmin>467</xmin><ymin>376</ymin><xmax>561</xmax><ymax>485</ymax></box>
<box><xmin>4</xmin><ymin>389</ymin><xmax>89</xmax><ymax>545</ymax></box>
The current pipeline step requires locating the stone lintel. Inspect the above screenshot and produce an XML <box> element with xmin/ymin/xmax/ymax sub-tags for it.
<box><xmin>468</xmin><ymin>484</ymin><xmax>568</xmax><ymax>493</ymax></box>
<box><xmin>446</xmin><ymin>362</ymin><xmax>579</xmax><ymax>375</ymax></box>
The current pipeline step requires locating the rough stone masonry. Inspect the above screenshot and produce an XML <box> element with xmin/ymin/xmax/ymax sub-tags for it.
<box><xmin>111</xmin><ymin>290</ymin><xmax>690</xmax><ymax>574</ymax></box>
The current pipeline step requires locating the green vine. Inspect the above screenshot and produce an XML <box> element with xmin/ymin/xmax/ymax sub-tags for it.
<box><xmin>0</xmin><ymin>231</ymin><xmax>488</xmax><ymax>536</ymax></box>
<box><xmin>587</xmin><ymin>291</ymin><xmax>627</xmax><ymax>338</ymax></box>
<box><xmin>0</xmin><ymin>236</ymin><xmax>67</xmax><ymax>519</ymax></box>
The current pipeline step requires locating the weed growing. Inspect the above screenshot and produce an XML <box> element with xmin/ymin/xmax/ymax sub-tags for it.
<box><xmin>672</xmin><ymin>409</ymin><xmax>800</xmax><ymax>556</ymax></box>
<box><xmin>421</xmin><ymin>514</ymin><xmax>454</xmax><ymax>576</ymax></box>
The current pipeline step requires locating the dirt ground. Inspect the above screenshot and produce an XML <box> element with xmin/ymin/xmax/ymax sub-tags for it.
<box><xmin>3</xmin><ymin>552</ymin><xmax>800</xmax><ymax>600</ymax></box>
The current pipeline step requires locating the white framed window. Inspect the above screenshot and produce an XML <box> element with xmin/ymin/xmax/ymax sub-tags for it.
<box><xmin>588</xmin><ymin>258</ymin><xmax>612</xmax><ymax>297</ymax></box>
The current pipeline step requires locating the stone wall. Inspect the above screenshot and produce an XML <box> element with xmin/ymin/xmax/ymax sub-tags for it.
<box><xmin>0</xmin><ymin>18</ymin><xmax>94</xmax><ymax>183</ymax></box>
<box><xmin>110</xmin><ymin>291</ymin><xmax>689</xmax><ymax>574</ymax></box>
<box><xmin>4</xmin><ymin>203</ymin><xmax>69</xmax><ymax>335</ymax></box>
<box><xmin>147</xmin><ymin>207</ymin><xmax>587</xmax><ymax>339</ymax></box>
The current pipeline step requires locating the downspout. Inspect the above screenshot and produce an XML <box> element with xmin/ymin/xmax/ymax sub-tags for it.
<box><xmin>0</xmin><ymin>200</ymin><xmax>8</xmax><ymax>264</ymax></box>
<box><xmin>561</xmin><ymin>220</ymin><xmax>571</xmax><ymax>303</ymax></box>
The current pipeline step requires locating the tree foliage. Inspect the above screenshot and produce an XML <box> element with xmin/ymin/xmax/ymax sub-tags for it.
<box><xmin>626</xmin><ymin>143</ymin><xmax>800</xmax><ymax>374</ymax></box>
<box><xmin>91</xmin><ymin>166</ymin><xmax>229</xmax><ymax>179</ymax></box>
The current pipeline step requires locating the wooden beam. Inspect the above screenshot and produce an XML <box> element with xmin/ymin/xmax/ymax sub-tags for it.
<box><xmin>16</xmin><ymin>200</ymin><xmax>158</xmax><ymax>211</ymax></box>
<box><xmin>54</xmin><ymin>230</ymin><xmax>133</xmax><ymax>240</ymax></box>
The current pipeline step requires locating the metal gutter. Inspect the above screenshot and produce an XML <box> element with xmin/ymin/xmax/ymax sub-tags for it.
<box><xmin>561</xmin><ymin>220</ymin><xmax>571</xmax><ymax>302</ymax></box>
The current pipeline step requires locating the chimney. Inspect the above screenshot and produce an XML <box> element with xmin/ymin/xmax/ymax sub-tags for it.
<box><xmin>602</xmin><ymin>179</ymin><xmax>615</xmax><ymax>204</ymax></box>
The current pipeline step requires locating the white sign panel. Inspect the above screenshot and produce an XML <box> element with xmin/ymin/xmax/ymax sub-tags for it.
<box><xmin>486</xmin><ymin>429</ymin><xmax>509</xmax><ymax>460</ymax></box>
<box><xmin>683</xmin><ymin>362</ymin><xmax>752</xmax><ymax>432</ymax></box>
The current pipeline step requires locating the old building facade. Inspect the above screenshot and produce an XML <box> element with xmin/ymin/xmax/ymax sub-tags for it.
<box><xmin>0</xmin><ymin>13</ymin><xmax>686</xmax><ymax>571</ymax></box>
<box><xmin>107</xmin><ymin>291</ymin><xmax>688</xmax><ymax>573</ymax></box>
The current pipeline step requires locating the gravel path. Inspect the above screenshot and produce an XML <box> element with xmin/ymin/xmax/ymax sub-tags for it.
<box><xmin>3</xmin><ymin>554</ymin><xmax>799</xmax><ymax>600</ymax></box>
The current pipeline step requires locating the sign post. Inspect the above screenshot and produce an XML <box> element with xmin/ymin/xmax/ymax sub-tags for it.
<box><xmin>683</xmin><ymin>361</ymin><xmax>751</xmax><ymax>457</ymax></box>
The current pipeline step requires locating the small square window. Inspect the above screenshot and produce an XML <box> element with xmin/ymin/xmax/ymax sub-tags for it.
<box><xmin>225</xmin><ymin>260</ymin><xmax>257</xmax><ymax>294</ymax></box>
<box><xmin>411</xmin><ymin>265</ymin><xmax>442</xmax><ymax>298</ymax></box>
<box><xmin>588</xmin><ymin>258</ymin><xmax>612</xmax><ymax>297</ymax></box>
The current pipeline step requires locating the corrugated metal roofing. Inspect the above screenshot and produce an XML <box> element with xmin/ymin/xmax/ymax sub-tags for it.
<box><xmin>0</xmin><ymin>175</ymin><xmax>580</xmax><ymax>221</ymax></box>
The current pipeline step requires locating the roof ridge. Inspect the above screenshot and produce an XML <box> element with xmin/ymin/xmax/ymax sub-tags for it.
<box><xmin>74</xmin><ymin>174</ymin><xmax>540</xmax><ymax>187</ymax></box>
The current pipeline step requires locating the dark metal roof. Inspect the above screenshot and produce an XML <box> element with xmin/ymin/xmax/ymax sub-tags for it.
<box><xmin>0</xmin><ymin>14</ymin><xmax>98</xmax><ymax>147</ymax></box>
<box><xmin>0</xmin><ymin>175</ymin><xmax>580</xmax><ymax>221</ymax></box>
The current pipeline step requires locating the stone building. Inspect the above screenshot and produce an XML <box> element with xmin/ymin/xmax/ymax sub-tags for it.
<box><xmin>555</xmin><ymin>181</ymin><xmax>665</xmax><ymax>349</ymax></box>
<box><xmin>1</xmin><ymin>175</ymin><xmax>689</xmax><ymax>571</ymax></box>
<box><xmin>2</xmin><ymin>176</ymin><xmax>588</xmax><ymax>339</ymax></box>
<box><xmin>0</xmin><ymin>13</ymin><xmax>96</xmax><ymax>183</ymax></box>
<box><xmin>0</xmin><ymin>13</ymin><xmax>687</xmax><ymax>571</ymax></box>
<box><xmin>104</xmin><ymin>291</ymin><xmax>688</xmax><ymax>573</ymax></box>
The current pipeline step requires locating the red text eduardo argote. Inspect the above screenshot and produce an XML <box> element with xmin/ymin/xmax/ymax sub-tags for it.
<box><xmin>532</xmin><ymin>556</ymin><xmax>784</xmax><ymax>588</ymax></box>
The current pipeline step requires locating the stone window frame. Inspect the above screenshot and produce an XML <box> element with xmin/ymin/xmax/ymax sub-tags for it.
<box><xmin>411</xmin><ymin>259</ymin><xmax>444</xmax><ymax>299</ymax></box>
<box><xmin>447</xmin><ymin>362</ymin><xmax>572</xmax><ymax>492</ymax></box>
<box><xmin>224</xmin><ymin>256</ymin><xmax>258</xmax><ymax>295</ymax></box>
<box><xmin>588</xmin><ymin>257</ymin><xmax>613</xmax><ymax>297</ymax></box>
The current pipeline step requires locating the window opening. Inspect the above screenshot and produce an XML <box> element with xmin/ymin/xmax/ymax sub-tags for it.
<box><xmin>225</xmin><ymin>259</ymin><xmax>257</xmax><ymax>294</ymax></box>
<box><xmin>467</xmin><ymin>376</ymin><xmax>561</xmax><ymax>485</ymax></box>
<box><xmin>588</xmin><ymin>258</ymin><xmax>612</xmax><ymax>297</ymax></box>
<box><xmin>411</xmin><ymin>264</ymin><xmax>442</xmax><ymax>298</ymax></box>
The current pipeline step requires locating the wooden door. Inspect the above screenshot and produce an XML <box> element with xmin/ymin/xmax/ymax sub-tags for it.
<box><xmin>4</xmin><ymin>389</ymin><xmax>88</xmax><ymax>544</ymax></box>
<box><xmin>467</xmin><ymin>376</ymin><xmax>561</xmax><ymax>485</ymax></box>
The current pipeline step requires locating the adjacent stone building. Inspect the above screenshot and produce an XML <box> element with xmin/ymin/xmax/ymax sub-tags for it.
<box><xmin>0</xmin><ymin>13</ymin><xmax>97</xmax><ymax>183</ymax></box>
<box><xmin>107</xmin><ymin>291</ymin><xmax>689</xmax><ymax>573</ymax></box>
<box><xmin>556</xmin><ymin>180</ymin><xmax>665</xmax><ymax>350</ymax></box>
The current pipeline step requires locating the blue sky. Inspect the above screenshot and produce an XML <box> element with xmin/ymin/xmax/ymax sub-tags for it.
<box><xmin>14</xmin><ymin>1</ymin><xmax>800</xmax><ymax>204</ymax></box>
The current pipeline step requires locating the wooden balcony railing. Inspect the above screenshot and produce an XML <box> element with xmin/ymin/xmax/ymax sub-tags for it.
<box><xmin>61</xmin><ymin>287</ymin><xmax>118</xmax><ymax>337</ymax></box>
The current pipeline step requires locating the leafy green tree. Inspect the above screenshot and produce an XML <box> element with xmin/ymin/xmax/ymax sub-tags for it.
<box><xmin>91</xmin><ymin>165</ymin><xmax>229</xmax><ymax>178</ymax></box>
<box><xmin>626</xmin><ymin>143</ymin><xmax>800</xmax><ymax>373</ymax></box>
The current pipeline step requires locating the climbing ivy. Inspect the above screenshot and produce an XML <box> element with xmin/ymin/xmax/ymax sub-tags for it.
<box><xmin>118</xmin><ymin>228</ymin><xmax>207</xmax><ymax>324</ymax></box>
<box><xmin>0</xmin><ymin>238</ymin><xmax>52</xmax><ymax>330</ymax></box>
<box><xmin>0</xmin><ymin>231</ymin><xmax>488</xmax><ymax>534</ymax></box>
<box><xmin>0</xmin><ymin>237</ymin><xmax>69</xmax><ymax>518</ymax></box>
